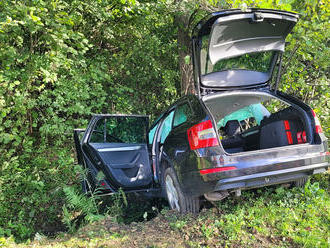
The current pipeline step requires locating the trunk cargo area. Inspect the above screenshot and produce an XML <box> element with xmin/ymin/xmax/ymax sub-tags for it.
<box><xmin>203</xmin><ymin>92</ymin><xmax>312</xmax><ymax>154</ymax></box>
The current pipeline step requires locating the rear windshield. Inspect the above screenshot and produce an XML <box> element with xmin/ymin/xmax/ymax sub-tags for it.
<box><xmin>200</xmin><ymin>35</ymin><xmax>275</xmax><ymax>75</ymax></box>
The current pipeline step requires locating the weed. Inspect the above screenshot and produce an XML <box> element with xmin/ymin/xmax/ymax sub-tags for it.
<box><xmin>201</xmin><ymin>223</ymin><xmax>214</xmax><ymax>240</ymax></box>
<box><xmin>170</xmin><ymin>220</ymin><xmax>187</xmax><ymax>231</ymax></box>
<box><xmin>62</xmin><ymin>166</ymin><xmax>106</xmax><ymax>232</ymax></box>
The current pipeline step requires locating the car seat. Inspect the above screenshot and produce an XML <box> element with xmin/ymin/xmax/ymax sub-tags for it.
<box><xmin>259</xmin><ymin>107</ymin><xmax>306</xmax><ymax>149</ymax></box>
<box><xmin>221</xmin><ymin>120</ymin><xmax>245</xmax><ymax>153</ymax></box>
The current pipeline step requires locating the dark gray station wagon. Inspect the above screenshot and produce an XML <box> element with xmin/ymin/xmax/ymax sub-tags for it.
<box><xmin>74</xmin><ymin>8</ymin><xmax>329</xmax><ymax>213</ymax></box>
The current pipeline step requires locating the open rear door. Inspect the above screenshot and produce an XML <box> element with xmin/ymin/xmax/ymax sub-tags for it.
<box><xmin>192</xmin><ymin>9</ymin><xmax>298</xmax><ymax>92</ymax></box>
<box><xmin>81</xmin><ymin>114</ymin><xmax>152</xmax><ymax>191</ymax></box>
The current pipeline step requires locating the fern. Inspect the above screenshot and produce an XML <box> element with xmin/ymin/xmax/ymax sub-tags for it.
<box><xmin>62</xmin><ymin>184</ymin><xmax>105</xmax><ymax>231</ymax></box>
<box><xmin>63</xmin><ymin>166</ymin><xmax>131</xmax><ymax>229</ymax></box>
<box><xmin>119</xmin><ymin>188</ymin><xmax>128</xmax><ymax>207</ymax></box>
<box><xmin>62</xmin><ymin>205</ymin><xmax>77</xmax><ymax>233</ymax></box>
<box><xmin>63</xmin><ymin>186</ymin><xmax>99</xmax><ymax>215</ymax></box>
<box><xmin>62</xmin><ymin>164</ymin><xmax>109</xmax><ymax>231</ymax></box>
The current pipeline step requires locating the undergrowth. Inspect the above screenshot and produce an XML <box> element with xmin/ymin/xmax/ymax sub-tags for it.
<box><xmin>169</xmin><ymin>174</ymin><xmax>330</xmax><ymax>248</ymax></box>
<box><xmin>1</xmin><ymin>173</ymin><xmax>328</xmax><ymax>247</ymax></box>
<box><xmin>61</xmin><ymin>165</ymin><xmax>165</xmax><ymax>234</ymax></box>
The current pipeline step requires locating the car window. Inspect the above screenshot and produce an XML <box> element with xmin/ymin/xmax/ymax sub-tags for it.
<box><xmin>200</xmin><ymin>35</ymin><xmax>275</xmax><ymax>75</ymax></box>
<box><xmin>173</xmin><ymin>103</ymin><xmax>191</xmax><ymax>127</ymax></box>
<box><xmin>211</xmin><ymin>52</ymin><xmax>275</xmax><ymax>73</ymax></box>
<box><xmin>89</xmin><ymin>116</ymin><xmax>148</xmax><ymax>144</ymax></box>
<box><xmin>160</xmin><ymin>110</ymin><xmax>175</xmax><ymax>143</ymax></box>
<box><xmin>89</xmin><ymin>119</ymin><xmax>105</xmax><ymax>143</ymax></box>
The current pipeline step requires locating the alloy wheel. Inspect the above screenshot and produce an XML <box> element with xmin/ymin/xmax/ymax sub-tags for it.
<box><xmin>165</xmin><ymin>174</ymin><xmax>180</xmax><ymax>211</ymax></box>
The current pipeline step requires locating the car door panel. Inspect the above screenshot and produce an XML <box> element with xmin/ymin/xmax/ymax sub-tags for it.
<box><xmin>88</xmin><ymin>143</ymin><xmax>152</xmax><ymax>188</ymax></box>
<box><xmin>82</xmin><ymin>115</ymin><xmax>153</xmax><ymax>191</ymax></box>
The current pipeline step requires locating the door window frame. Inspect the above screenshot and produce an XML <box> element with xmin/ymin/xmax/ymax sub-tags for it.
<box><xmin>84</xmin><ymin>114</ymin><xmax>149</xmax><ymax>145</ymax></box>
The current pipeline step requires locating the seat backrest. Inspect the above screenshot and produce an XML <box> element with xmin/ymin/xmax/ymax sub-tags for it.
<box><xmin>224</xmin><ymin>120</ymin><xmax>240</xmax><ymax>136</ymax></box>
<box><xmin>259</xmin><ymin>119</ymin><xmax>305</xmax><ymax>149</ymax></box>
<box><xmin>260</xmin><ymin>106</ymin><xmax>300</xmax><ymax>127</ymax></box>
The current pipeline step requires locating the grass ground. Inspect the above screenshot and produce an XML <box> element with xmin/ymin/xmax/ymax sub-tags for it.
<box><xmin>2</xmin><ymin>173</ymin><xmax>329</xmax><ymax>248</ymax></box>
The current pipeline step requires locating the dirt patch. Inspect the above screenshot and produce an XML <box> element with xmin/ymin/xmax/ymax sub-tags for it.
<box><xmin>36</xmin><ymin>212</ymin><xmax>189</xmax><ymax>248</ymax></box>
<box><xmin>115</xmin><ymin>215</ymin><xmax>186</xmax><ymax>247</ymax></box>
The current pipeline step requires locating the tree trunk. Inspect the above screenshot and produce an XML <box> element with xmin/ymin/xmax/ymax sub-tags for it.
<box><xmin>173</xmin><ymin>1</ymin><xmax>224</xmax><ymax>96</ymax></box>
<box><xmin>174</xmin><ymin>14</ymin><xmax>195</xmax><ymax>96</ymax></box>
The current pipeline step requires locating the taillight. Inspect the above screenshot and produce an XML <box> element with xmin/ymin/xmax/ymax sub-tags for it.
<box><xmin>200</xmin><ymin>166</ymin><xmax>237</xmax><ymax>175</ymax></box>
<box><xmin>311</xmin><ymin>110</ymin><xmax>323</xmax><ymax>134</ymax></box>
<box><xmin>187</xmin><ymin>120</ymin><xmax>219</xmax><ymax>150</ymax></box>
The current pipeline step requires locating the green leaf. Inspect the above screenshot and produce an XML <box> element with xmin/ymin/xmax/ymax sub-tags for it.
<box><xmin>184</xmin><ymin>55</ymin><xmax>190</xmax><ymax>65</ymax></box>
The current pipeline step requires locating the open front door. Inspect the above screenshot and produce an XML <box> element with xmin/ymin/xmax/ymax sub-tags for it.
<box><xmin>81</xmin><ymin>114</ymin><xmax>152</xmax><ymax>191</ymax></box>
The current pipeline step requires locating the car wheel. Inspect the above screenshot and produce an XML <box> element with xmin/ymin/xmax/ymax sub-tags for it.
<box><xmin>163</xmin><ymin>167</ymin><xmax>200</xmax><ymax>214</ymax></box>
<box><xmin>294</xmin><ymin>176</ymin><xmax>309</xmax><ymax>188</ymax></box>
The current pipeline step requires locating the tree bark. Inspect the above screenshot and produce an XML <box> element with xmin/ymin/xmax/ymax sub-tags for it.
<box><xmin>173</xmin><ymin>1</ymin><xmax>224</xmax><ymax>96</ymax></box>
<box><xmin>174</xmin><ymin>14</ymin><xmax>195</xmax><ymax>96</ymax></box>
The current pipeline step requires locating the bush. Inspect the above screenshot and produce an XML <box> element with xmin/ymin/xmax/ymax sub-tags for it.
<box><xmin>0</xmin><ymin>0</ymin><xmax>178</xmax><ymax>241</ymax></box>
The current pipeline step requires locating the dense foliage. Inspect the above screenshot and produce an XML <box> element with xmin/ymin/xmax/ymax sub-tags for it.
<box><xmin>0</xmin><ymin>0</ymin><xmax>329</xmax><ymax>242</ymax></box>
<box><xmin>0</xmin><ymin>0</ymin><xmax>178</xmax><ymax>240</ymax></box>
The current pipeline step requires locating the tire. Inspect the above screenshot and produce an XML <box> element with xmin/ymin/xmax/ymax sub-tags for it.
<box><xmin>163</xmin><ymin>167</ymin><xmax>200</xmax><ymax>214</ymax></box>
<box><xmin>294</xmin><ymin>176</ymin><xmax>309</xmax><ymax>188</ymax></box>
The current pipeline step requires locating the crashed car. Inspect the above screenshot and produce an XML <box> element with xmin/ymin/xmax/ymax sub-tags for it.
<box><xmin>74</xmin><ymin>8</ymin><xmax>329</xmax><ymax>213</ymax></box>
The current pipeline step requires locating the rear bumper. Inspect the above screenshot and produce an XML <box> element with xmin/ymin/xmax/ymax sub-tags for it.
<box><xmin>214</xmin><ymin>162</ymin><xmax>329</xmax><ymax>191</ymax></box>
<box><xmin>181</xmin><ymin>156</ymin><xmax>329</xmax><ymax>197</ymax></box>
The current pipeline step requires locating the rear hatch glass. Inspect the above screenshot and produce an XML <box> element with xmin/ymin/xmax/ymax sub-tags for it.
<box><xmin>201</xmin><ymin>48</ymin><xmax>275</xmax><ymax>75</ymax></box>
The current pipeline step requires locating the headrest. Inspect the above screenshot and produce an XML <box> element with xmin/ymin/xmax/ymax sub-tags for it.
<box><xmin>224</xmin><ymin>120</ymin><xmax>240</xmax><ymax>136</ymax></box>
